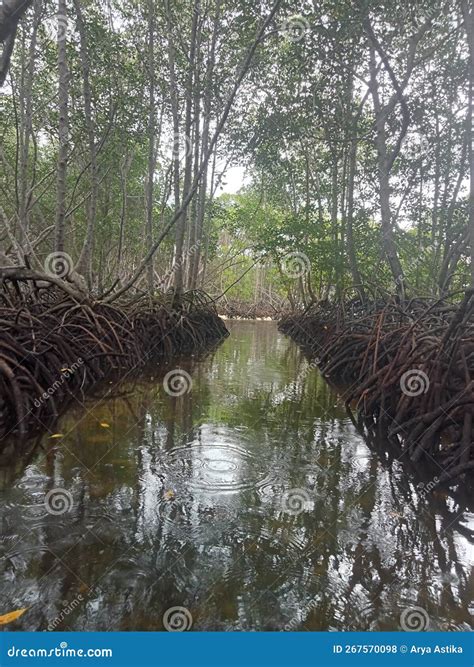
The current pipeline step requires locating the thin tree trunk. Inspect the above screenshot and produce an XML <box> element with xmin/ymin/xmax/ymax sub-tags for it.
<box><xmin>117</xmin><ymin>150</ymin><xmax>133</xmax><ymax>277</ymax></box>
<box><xmin>187</xmin><ymin>14</ymin><xmax>202</xmax><ymax>289</ymax></box>
<box><xmin>173</xmin><ymin>0</ymin><xmax>199</xmax><ymax>294</ymax></box>
<box><xmin>74</xmin><ymin>0</ymin><xmax>98</xmax><ymax>286</ymax></box>
<box><xmin>54</xmin><ymin>0</ymin><xmax>69</xmax><ymax>255</ymax></box>
<box><xmin>17</xmin><ymin>0</ymin><xmax>39</xmax><ymax>246</ymax></box>
<box><xmin>144</xmin><ymin>0</ymin><xmax>156</xmax><ymax>297</ymax></box>
<box><xmin>368</xmin><ymin>44</ymin><xmax>405</xmax><ymax>294</ymax></box>
<box><xmin>165</xmin><ymin>0</ymin><xmax>181</xmax><ymax>270</ymax></box>
<box><xmin>0</xmin><ymin>0</ymin><xmax>33</xmax><ymax>85</ymax></box>
<box><xmin>461</xmin><ymin>0</ymin><xmax>474</xmax><ymax>286</ymax></box>
<box><xmin>189</xmin><ymin>0</ymin><xmax>219</xmax><ymax>290</ymax></box>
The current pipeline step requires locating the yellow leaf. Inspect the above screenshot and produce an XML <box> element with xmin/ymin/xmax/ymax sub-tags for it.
<box><xmin>0</xmin><ymin>608</ymin><xmax>28</xmax><ymax>625</ymax></box>
<box><xmin>164</xmin><ymin>490</ymin><xmax>175</xmax><ymax>500</ymax></box>
<box><xmin>50</xmin><ymin>433</ymin><xmax>64</xmax><ymax>439</ymax></box>
<box><xmin>99</xmin><ymin>422</ymin><xmax>110</xmax><ymax>429</ymax></box>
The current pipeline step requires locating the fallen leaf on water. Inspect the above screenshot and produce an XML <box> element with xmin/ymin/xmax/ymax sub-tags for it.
<box><xmin>0</xmin><ymin>609</ymin><xmax>28</xmax><ymax>625</ymax></box>
<box><xmin>99</xmin><ymin>422</ymin><xmax>110</xmax><ymax>428</ymax></box>
<box><xmin>50</xmin><ymin>433</ymin><xmax>64</xmax><ymax>439</ymax></box>
<box><xmin>164</xmin><ymin>490</ymin><xmax>175</xmax><ymax>500</ymax></box>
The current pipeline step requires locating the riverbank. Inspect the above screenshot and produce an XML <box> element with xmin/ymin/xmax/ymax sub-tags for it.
<box><xmin>279</xmin><ymin>292</ymin><xmax>474</xmax><ymax>484</ymax></box>
<box><xmin>0</xmin><ymin>283</ymin><xmax>228</xmax><ymax>449</ymax></box>
<box><xmin>217</xmin><ymin>298</ymin><xmax>291</xmax><ymax>320</ymax></box>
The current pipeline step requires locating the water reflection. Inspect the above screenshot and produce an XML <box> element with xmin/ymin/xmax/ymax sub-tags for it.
<box><xmin>0</xmin><ymin>321</ymin><xmax>473</xmax><ymax>631</ymax></box>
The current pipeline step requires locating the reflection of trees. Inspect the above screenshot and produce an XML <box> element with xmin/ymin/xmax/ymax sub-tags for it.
<box><xmin>0</xmin><ymin>322</ymin><xmax>472</xmax><ymax>631</ymax></box>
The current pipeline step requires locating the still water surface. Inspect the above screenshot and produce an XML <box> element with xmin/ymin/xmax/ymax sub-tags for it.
<box><xmin>1</xmin><ymin>321</ymin><xmax>473</xmax><ymax>631</ymax></box>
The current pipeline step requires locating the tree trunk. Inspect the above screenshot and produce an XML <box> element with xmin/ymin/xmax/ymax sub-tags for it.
<box><xmin>189</xmin><ymin>0</ymin><xmax>220</xmax><ymax>290</ymax></box>
<box><xmin>368</xmin><ymin>44</ymin><xmax>405</xmax><ymax>294</ymax></box>
<box><xmin>461</xmin><ymin>0</ymin><xmax>474</xmax><ymax>287</ymax></box>
<box><xmin>173</xmin><ymin>0</ymin><xmax>199</xmax><ymax>294</ymax></box>
<box><xmin>54</xmin><ymin>0</ymin><xmax>69</xmax><ymax>255</ymax></box>
<box><xmin>74</xmin><ymin>0</ymin><xmax>98</xmax><ymax>287</ymax></box>
<box><xmin>144</xmin><ymin>0</ymin><xmax>156</xmax><ymax>297</ymax></box>
<box><xmin>0</xmin><ymin>0</ymin><xmax>33</xmax><ymax>85</ymax></box>
<box><xmin>17</xmin><ymin>0</ymin><xmax>39</xmax><ymax>247</ymax></box>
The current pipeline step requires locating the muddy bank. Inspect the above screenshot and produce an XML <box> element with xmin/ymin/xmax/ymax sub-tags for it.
<box><xmin>279</xmin><ymin>292</ymin><xmax>474</xmax><ymax>484</ymax></box>
<box><xmin>0</xmin><ymin>283</ymin><xmax>228</xmax><ymax>450</ymax></box>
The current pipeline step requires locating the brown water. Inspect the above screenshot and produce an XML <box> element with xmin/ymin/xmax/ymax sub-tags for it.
<box><xmin>0</xmin><ymin>321</ymin><xmax>473</xmax><ymax>631</ymax></box>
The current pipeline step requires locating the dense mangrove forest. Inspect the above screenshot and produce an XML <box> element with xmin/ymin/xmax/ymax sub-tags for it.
<box><xmin>0</xmin><ymin>0</ymin><xmax>473</xmax><ymax>640</ymax></box>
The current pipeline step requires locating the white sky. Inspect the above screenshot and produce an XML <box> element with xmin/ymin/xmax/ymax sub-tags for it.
<box><xmin>219</xmin><ymin>165</ymin><xmax>247</xmax><ymax>194</ymax></box>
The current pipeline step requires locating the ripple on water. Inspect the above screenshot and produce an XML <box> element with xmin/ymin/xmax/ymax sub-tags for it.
<box><xmin>161</xmin><ymin>429</ymin><xmax>276</xmax><ymax>495</ymax></box>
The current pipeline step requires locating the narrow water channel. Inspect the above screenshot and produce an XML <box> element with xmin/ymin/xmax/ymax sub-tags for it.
<box><xmin>0</xmin><ymin>321</ymin><xmax>473</xmax><ymax>631</ymax></box>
